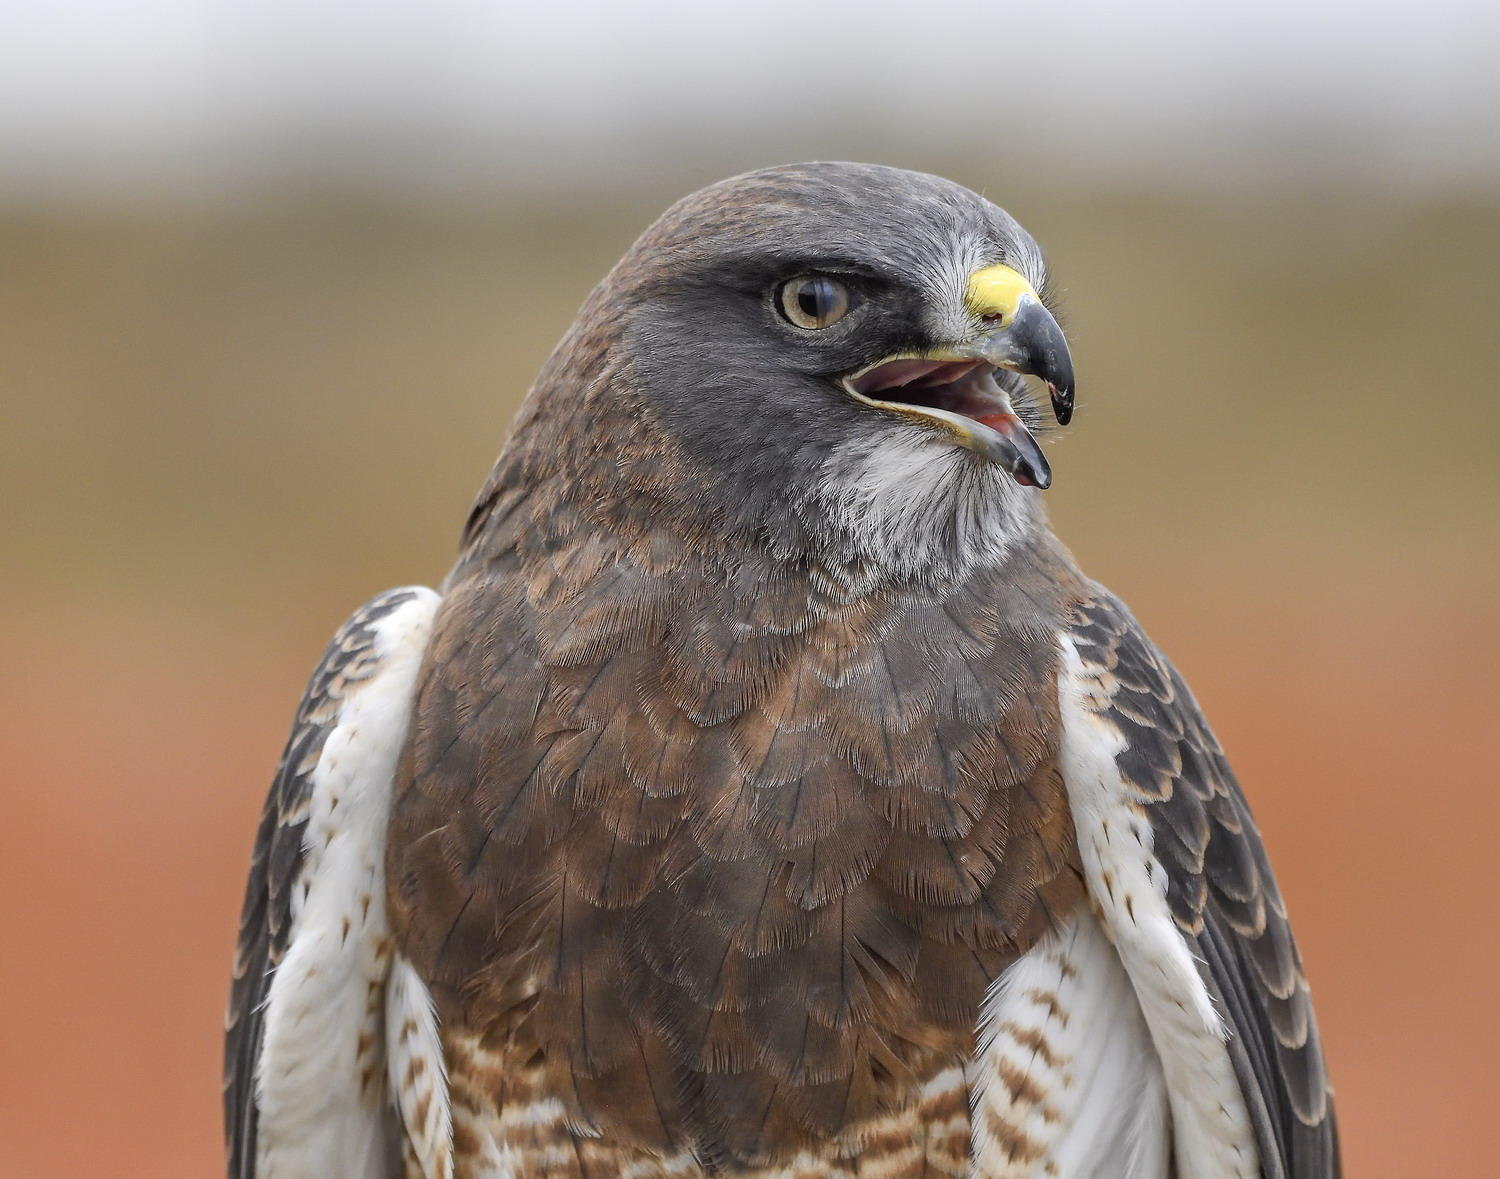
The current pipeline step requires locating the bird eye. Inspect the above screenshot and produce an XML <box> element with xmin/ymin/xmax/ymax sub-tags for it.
<box><xmin>777</xmin><ymin>276</ymin><xmax>852</xmax><ymax>330</ymax></box>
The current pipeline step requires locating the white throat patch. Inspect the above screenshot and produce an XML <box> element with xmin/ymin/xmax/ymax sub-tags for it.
<box><xmin>808</xmin><ymin>421</ymin><xmax>1039</xmax><ymax>583</ymax></box>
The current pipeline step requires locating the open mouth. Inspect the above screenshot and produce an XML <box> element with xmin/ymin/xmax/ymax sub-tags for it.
<box><xmin>840</xmin><ymin>356</ymin><xmax>1053</xmax><ymax>488</ymax></box>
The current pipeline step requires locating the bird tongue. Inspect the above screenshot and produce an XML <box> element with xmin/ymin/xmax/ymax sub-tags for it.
<box><xmin>940</xmin><ymin>364</ymin><xmax>1052</xmax><ymax>489</ymax></box>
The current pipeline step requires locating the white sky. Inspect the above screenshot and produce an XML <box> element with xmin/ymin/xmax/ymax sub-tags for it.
<box><xmin>0</xmin><ymin>0</ymin><xmax>1496</xmax><ymax>198</ymax></box>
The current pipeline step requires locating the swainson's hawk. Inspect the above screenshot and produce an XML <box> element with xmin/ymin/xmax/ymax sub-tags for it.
<box><xmin>225</xmin><ymin>162</ymin><xmax>1338</xmax><ymax>1178</ymax></box>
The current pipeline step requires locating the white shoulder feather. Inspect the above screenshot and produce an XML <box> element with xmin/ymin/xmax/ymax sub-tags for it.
<box><xmin>1054</xmin><ymin>633</ymin><xmax>1259</xmax><ymax>1178</ymax></box>
<box><xmin>243</xmin><ymin>588</ymin><xmax>439</xmax><ymax>1178</ymax></box>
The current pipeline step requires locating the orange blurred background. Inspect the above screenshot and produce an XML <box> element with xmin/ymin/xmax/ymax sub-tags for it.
<box><xmin>3</xmin><ymin>5</ymin><xmax>1498</xmax><ymax>1176</ymax></box>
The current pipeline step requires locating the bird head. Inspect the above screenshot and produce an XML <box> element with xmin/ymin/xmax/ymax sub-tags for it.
<box><xmin>522</xmin><ymin>163</ymin><xmax>1076</xmax><ymax>575</ymax></box>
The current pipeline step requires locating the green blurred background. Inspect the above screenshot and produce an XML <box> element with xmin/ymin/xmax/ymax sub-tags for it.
<box><xmin>2</xmin><ymin>2</ymin><xmax>1496</xmax><ymax>1175</ymax></box>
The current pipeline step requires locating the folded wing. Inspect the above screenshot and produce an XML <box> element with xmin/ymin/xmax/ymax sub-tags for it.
<box><xmin>223</xmin><ymin>587</ymin><xmax>440</xmax><ymax>1178</ymax></box>
<box><xmin>1064</xmin><ymin>590</ymin><xmax>1339</xmax><ymax>1179</ymax></box>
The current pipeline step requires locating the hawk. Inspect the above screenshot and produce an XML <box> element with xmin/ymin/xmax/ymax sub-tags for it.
<box><xmin>225</xmin><ymin>162</ymin><xmax>1338</xmax><ymax>1178</ymax></box>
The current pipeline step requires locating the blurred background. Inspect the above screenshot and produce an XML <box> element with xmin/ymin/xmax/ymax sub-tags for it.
<box><xmin>3</xmin><ymin>1</ymin><xmax>1496</xmax><ymax>1174</ymax></box>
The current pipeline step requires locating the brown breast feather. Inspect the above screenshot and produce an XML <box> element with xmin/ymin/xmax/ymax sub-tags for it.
<box><xmin>387</xmin><ymin>477</ymin><xmax>1087</xmax><ymax>1174</ymax></box>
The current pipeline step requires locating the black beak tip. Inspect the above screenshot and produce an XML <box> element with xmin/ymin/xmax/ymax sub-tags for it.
<box><xmin>1050</xmin><ymin>383</ymin><xmax>1075</xmax><ymax>426</ymax></box>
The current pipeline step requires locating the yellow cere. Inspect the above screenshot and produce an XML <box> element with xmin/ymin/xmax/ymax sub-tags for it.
<box><xmin>965</xmin><ymin>264</ymin><xmax>1038</xmax><ymax>327</ymax></box>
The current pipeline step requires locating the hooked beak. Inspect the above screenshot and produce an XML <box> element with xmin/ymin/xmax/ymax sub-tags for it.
<box><xmin>964</xmin><ymin>263</ymin><xmax>1075</xmax><ymax>425</ymax></box>
<box><xmin>839</xmin><ymin>264</ymin><xmax>1076</xmax><ymax>489</ymax></box>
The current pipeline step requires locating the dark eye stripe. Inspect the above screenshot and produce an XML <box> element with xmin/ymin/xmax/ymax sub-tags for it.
<box><xmin>778</xmin><ymin>276</ymin><xmax>852</xmax><ymax>329</ymax></box>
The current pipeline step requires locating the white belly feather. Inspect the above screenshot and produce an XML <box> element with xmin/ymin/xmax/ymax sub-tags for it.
<box><xmin>970</xmin><ymin>907</ymin><xmax>1171</xmax><ymax>1178</ymax></box>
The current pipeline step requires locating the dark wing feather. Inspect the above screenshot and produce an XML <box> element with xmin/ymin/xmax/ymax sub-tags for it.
<box><xmin>222</xmin><ymin>588</ymin><xmax>426</xmax><ymax>1179</ymax></box>
<box><xmin>1069</xmin><ymin>590</ymin><xmax>1340</xmax><ymax>1179</ymax></box>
